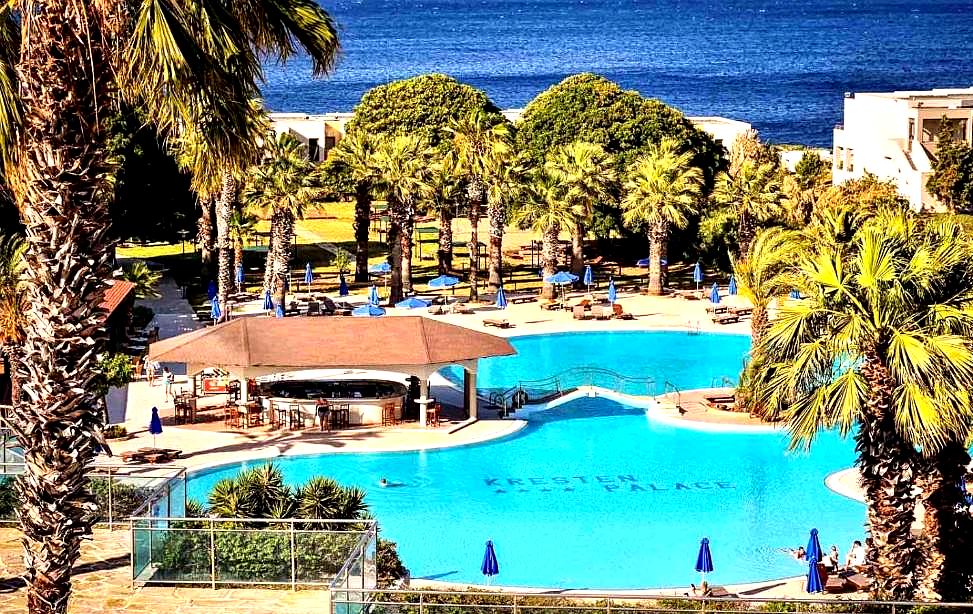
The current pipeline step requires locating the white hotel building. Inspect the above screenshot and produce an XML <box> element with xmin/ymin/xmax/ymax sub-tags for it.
<box><xmin>832</xmin><ymin>88</ymin><xmax>973</xmax><ymax>211</ymax></box>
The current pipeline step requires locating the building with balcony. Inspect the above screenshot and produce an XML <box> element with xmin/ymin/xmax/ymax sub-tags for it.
<box><xmin>832</xmin><ymin>88</ymin><xmax>973</xmax><ymax>211</ymax></box>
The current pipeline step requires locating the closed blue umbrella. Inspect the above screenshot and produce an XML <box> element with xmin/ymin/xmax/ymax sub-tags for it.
<box><xmin>790</xmin><ymin>289</ymin><xmax>802</xmax><ymax>299</ymax></box>
<box><xmin>263</xmin><ymin>290</ymin><xmax>274</xmax><ymax>311</ymax></box>
<box><xmin>693</xmin><ymin>262</ymin><xmax>703</xmax><ymax>289</ymax></box>
<box><xmin>608</xmin><ymin>278</ymin><xmax>617</xmax><ymax>305</ymax></box>
<box><xmin>304</xmin><ymin>262</ymin><xmax>313</xmax><ymax>289</ymax></box>
<box><xmin>207</xmin><ymin>280</ymin><xmax>217</xmax><ymax>300</ymax></box>
<box><xmin>235</xmin><ymin>265</ymin><xmax>244</xmax><ymax>291</ymax></box>
<box><xmin>481</xmin><ymin>540</ymin><xmax>499</xmax><ymax>584</ymax></box>
<box><xmin>806</xmin><ymin>528</ymin><xmax>823</xmax><ymax>563</ymax></box>
<box><xmin>636</xmin><ymin>257</ymin><xmax>650</xmax><ymax>268</ymax></box>
<box><xmin>275</xmin><ymin>303</ymin><xmax>285</xmax><ymax>318</ymax></box>
<box><xmin>368</xmin><ymin>285</ymin><xmax>380</xmax><ymax>305</ymax></box>
<box><xmin>695</xmin><ymin>537</ymin><xmax>714</xmax><ymax>586</ymax></box>
<box><xmin>806</xmin><ymin>559</ymin><xmax>824</xmax><ymax>594</ymax></box>
<box><xmin>583</xmin><ymin>265</ymin><xmax>593</xmax><ymax>290</ymax></box>
<box><xmin>428</xmin><ymin>275</ymin><xmax>459</xmax><ymax>288</ymax></box>
<box><xmin>369</xmin><ymin>261</ymin><xmax>391</xmax><ymax>274</ymax></box>
<box><xmin>148</xmin><ymin>406</ymin><xmax>163</xmax><ymax>449</ymax></box>
<box><xmin>728</xmin><ymin>275</ymin><xmax>738</xmax><ymax>296</ymax></box>
<box><xmin>353</xmin><ymin>304</ymin><xmax>385</xmax><ymax>317</ymax></box>
<box><xmin>338</xmin><ymin>273</ymin><xmax>349</xmax><ymax>297</ymax></box>
<box><xmin>544</xmin><ymin>271</ymin><xmax>579</xmax><ymax>285</ymax></box>
<box><xmin>396</xmin><ymin>297</ymin><xmax>430</xmax><ymax>309</ymax></box>
<box><xmin>495</xmin><ymin>286</ymin><xmax>507</xmax><ymax>310</ymax></box>
<box><xmin>210</xmin><ymin>297</ymin><xmax>222</xmax><ymax>321</ymax></box>
<box><xmin>710</xmin><ymin>282</ymin><xmax>721</xmax><ymax>304</ymax></box>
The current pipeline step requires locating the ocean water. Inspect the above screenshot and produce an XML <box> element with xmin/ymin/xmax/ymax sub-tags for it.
<box><xmin>261</xmin><ymin>0</ymin><xmax>973</xmax><ymax>146</ymax></box>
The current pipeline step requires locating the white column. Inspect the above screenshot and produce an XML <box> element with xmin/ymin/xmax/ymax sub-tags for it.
<box><xmin>465</xmin><ymin>369</ymin><xmax>478</xmax><ymax>420</ymax></box>
<box><xmin>418</xmin><ymin>377</ymin><xmax>429</xmax><ymax>427</ymax></box>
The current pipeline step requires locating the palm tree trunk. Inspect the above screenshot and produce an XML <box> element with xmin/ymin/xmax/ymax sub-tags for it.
<box><xmin>858</xmin><ymin>351</ymin><xmax>921</xmax><ymax>600</ymax></box>
<box><xmin>437</xmin><ymin>207</ymin><xmax>453</xmax><ymax>275</ymax></box>
<box><xmin>540</xmin><ymin>225</ymin><xmax>559</xmax><ymax>300</ymax></box>
<box><xmin>271</xmin><ymin>208</ymin><xmax>293</xmax><ymax>309</ymax></box>
<box><xmin>198</xmin><ymin>197</ymin><xmax>216</xmax><ymax>273</ymax></box>
<box><xmin>750</xmin><ymin>305</ymin><xmax>769</xmax><ymax>349</ymax></box>
<box><xmin>737</xmin><ymin>211</ymin><xmax>756</xmax><ymax>257</ymax></box>
<box><xmin>467</xmin><ymin>183</ymin><xmax>484</xmax><ymax>302</ymax></box>
<box><xmin>263</xmin><ymin>223</ymin><xmax>276</xmax><ymax>299</ymax></box>
<box><xmin>233</xmin><ymin>236</ymin><xmax>244</xmax><ymax>292</ymax></box>
<box><xmin>11</xmin><ymin>3</ymin><xmax>113</xmax><ymax>612</ymax></box>
<box><xmin>387</xmin><ymin>197</ymin><xmax>404</xmax><ymax>305</ymax></box>
<box><xmin>215</xmin><ymin>172</ymin><xmax>234</xmax><ymax>317</ymax></box>
<box><xmin>487</xmin><ymin>200</ymin><xmax>505</xmax><ymax>293</ymax></box>
<box><xmin>915</xmin><ymin>442</ymin><xmax>973</xmax><ymax>601</ymax></box>
<box><xmin>647</xmin><ymin>221</ymin><xmax>667</xmax><ymax>295</ymax></box>
<box><xmin>401</xmin><ymin>203</ymin><xmax>414</xmax><ymax>296</ymax></box>
<box><xmin>353</xmin><ymin>182</ymin><xmax>371</xmax><ymax>283</ymax></box>
<box><xmin>570</xmin><ymin>221</ymin><xmax>585</xmax><ymax>277</ymax></box>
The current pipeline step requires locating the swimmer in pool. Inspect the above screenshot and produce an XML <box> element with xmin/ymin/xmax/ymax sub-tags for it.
<box><xmin>378</xmin><ymin>477</ymin><xmax>406</xmax><ymax>488</ymax></box>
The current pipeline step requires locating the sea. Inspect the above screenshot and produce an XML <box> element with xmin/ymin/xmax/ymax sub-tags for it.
<box><xmin>261</xmin><ymin>0</ymin><xmax>973</xmax><ymax>147</ymax></box>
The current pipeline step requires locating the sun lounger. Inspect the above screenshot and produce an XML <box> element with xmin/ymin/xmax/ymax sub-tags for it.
<box><xmin>705</xmin><ymin>305</ymin><xmax>728</xmax><ymax>314</ymax></box>
<box><xmin>825</xmin><ymin>576</ymin><xmax>848</xmax><ymax>593</ymax></box>
<box><xmin>729</xmin><ymin>306</ymin><xmax>753</xmax><ymax>317</ymax></box>
<box><xmin>540</xmin><ymin>301</ymin><xmax>559</xmax><ymax>311</ymax></box>
<box><xmin>612</xmin><ymin>303</ymin><xmax>634</xmax><ymax>320</ymax></box>
<box><xmin>306</xmin><ymin>301</ymin><xmax>321</xmax><ymax>316</ymax></box>
<box><xmin>509</xmin><ymin>294</ymin><xmax>536</xmax><ymax>304</ymax></box>
<box><xmin>704</xmin><ymin>394</ymin><xmax>736</xmax><ymax>405</ymax></box>
<box><xmin>428</xmin><ymin>304</ymin><xmax>445</xmax><ymax>315</ymax></box>
<box><xmin>483</xmin><ymin>318</ymin><xmax>512</xmax><ymax>329</ymax></box>
<box><xmin>450</xmin><ymin>302</ymin><xmax>473</xmax><ymax>314</ymax></box>
<box><xmin>573</xmin><ymin>305</ymin><xmax>591</xmax><ymax>320</ymax></box>
<box><xmin>705</xmin><ymin>586</ymin><xmax>736</xmax><ymax>598</ymax></box>
<box><xmin>844</xmin><ymin>572</ymin><xmax>872</xmax><ymax>591</ymax></box>
<box><xmin>592</xmin><ymin>305</ymin><xmax>611</xmax><ymax>320</ymax></box>
<box><xmin>713</xmin><ymin>314</ymin><xmax>739</xmax><ymax>325</ymax></box>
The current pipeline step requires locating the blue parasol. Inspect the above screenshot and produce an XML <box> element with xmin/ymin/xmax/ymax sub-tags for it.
<box><xmin>693</xmin><ymin>262</ymin><xmax>703</xmax><ymax>290</ymax></box>
<box><xmin>806</xmin><ymin>559</ymin><xmax>824</xmax><ymax>593</ymax></box>
<box><xmin>353</xmin><ymin>303</ymin><xmax>385</xmax><ymax>317</ymax></box>
<box><xmin>396</xmin><ymin>297</ymin><xmax>430</xmax><ymax>309</ymax></box>
<box><xmin>263</xmin><ymin>290</ymin><xmax>274</xmax><ymax>311</ymax></box>
<box><xmin>210</xmin><ymin>297</ymin><xmax>222</xmax><ymax>321</ymax></box>
<box><xmin>369</xmin><ymin>261</ymin><xmax>391</xmax><ymax>274</ymax></box>
<box><xmin>806</xmin><ymin>528</ymin><xmax>823</xmax><ymax>563</ymax></box>
<box><xmin>235</xmin><ymin>264</ymin><xmax>244</xmax><ymax>290</ymax></box>
<box><xmin>636</xmin><ymin>257</ymin><xmax>650</xmax><ymax>268</ymax></box>
<box><xmin>544</xmin><ymin>271</ymin><xmax>579</xmax><ymax>285</ymax></box>
<box><xmin>695</xmin><ymin>537</ymin><xmax>714</xmax><ymax>586</ymax></box>
<box><xmin>428</xmin><ymin>275</ymin><xmax>459</xmax><ymax>288</ymax></box>
<box><xmin>583</xmin><ymin>265</ymin><xmax>593</xmax><ymax>290</ymax></box>
<box><xmin>728</xmin><ymin>275</ymin><xmax>737</xmax><ymax>295</ymax></box>
<box><xmin>495</xmin><ymin>286</ymin><xmax>507</xmax><ymax>309</ymax></box>
<box><xmin>710</xmin><ymin>282</ymin><xmax>721</xmax><ymax>304</ymax></box>
<box><xmin>790</xmin><ymin>289</ymin><xmax>802</xmax><ymax>299</ymax></box>
<box><xmin>338</xmin><ymin>273</ymin><xmax>349</xmax><ymax>296</ymax></box>
<box><xmin>481</xmin><ymin>540</ymin><xmax>499</xmax><ymax>584</ymax></box>
<box><xmin>207</xmin><ymin>280</ymin><xmax>217</xmax><ymax>300</ymax></box>
<box><xmin>368</xmin><ymin>285</ymin><xmax>380</xmax><ymax>305</ymax></box>
<box><xmin>148</xmin><ymin>406</ymin><xmax>163</xmax><ymax>448</ymax></box>
<box><xmin>304</xmin><ymin>263</ymin><xmax>313</xmax><ymax>288</ymax></box>
<box><xmin>608</xmin><ymin>278</ymin><xmax>617</xmax><ymax>304</ymax></box>
<box><xmin>275</xmin><ymin>303</ymin><xmax>285</xmax><ymax>318</ymax></box>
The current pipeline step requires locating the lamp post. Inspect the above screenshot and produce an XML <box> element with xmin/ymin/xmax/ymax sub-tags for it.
<box><xmin>177</xmin><ymin>229</ymin><xmax>189</xmax><ymax>255</ymax></box>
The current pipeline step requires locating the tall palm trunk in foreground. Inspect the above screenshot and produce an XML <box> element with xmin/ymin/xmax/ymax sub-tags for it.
<box><xmin>10</xmin><ymin>3</ymin><xmax>113</xmax><ymax>612</ymax></box>
<box><xmin>271</xmin><ymin>209</ymin><xmax>294</xmax><ymax>308</ymax></box>
<box><xmin>647</xmin><ymin>222</ymin><xmax>667</xmax><ymax>295</ymax></box>
<box><xmin>215</xmin><ymin>172</ymin><xmax>235</xmax><ymax>315</ymax></box>
<box><xmin>198</xmin><ymin>197</ymin><xmax>217</xmax><ymax>272</ymax></box>
<box><xmin>387</xmin><ymin>196</ymin><xmax>405</xmax><ymax>304</ymax></box>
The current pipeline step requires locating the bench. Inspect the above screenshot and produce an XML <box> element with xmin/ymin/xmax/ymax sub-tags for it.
<box><xmin>713</xmin><ymin>314</ymin><xmax>740</xmax><ymax>325</ymax></box>
<box><xmin>483</xmin><ymin>318</ymin><xmax>512</xmax><ymax>329</ymax></box>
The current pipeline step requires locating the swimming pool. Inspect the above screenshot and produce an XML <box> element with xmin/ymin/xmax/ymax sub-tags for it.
<box><xmin>187</xmin><ymin>331</ymin><xmax>864</xmax><ymax>589</ymax></box>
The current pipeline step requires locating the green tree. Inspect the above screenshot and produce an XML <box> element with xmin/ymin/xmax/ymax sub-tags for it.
<box><xmin>328</xmin><ymin>132</ymin><xmax>379</xmax><ymax>282</ymax></box>
<box><xmin>752</xmin><ymin>210</ymin><xmax>973</xmax><ymax>600</ymax></box>
<box><xmin>421</xmin><ymin>155</ymin><xmax>464</xmax><ymax>275</ymax></box>
<box><xmin>712</xmin><ymin>160</ymin><xmax>782</xmax><ymax>256</ymax></box>
<box><xmin>782</xmin><ymin>150</ymin><xmax>830</xmax><ymax>226</ymax></box>
<box><xmin>0</xmin><ymin>0</ymin><xmax>338</xmax><ymax>609</ymax></box>
<box><xmin>544</xmin><ymin>141</ymin><xmax>616</xmax><ymax>277</ymax></box>
<box><xmin>120</xmin><ymin>260</ymin><xmax>162</xmax><ymax>299</ymax></box>
<box><xmin>927</xmin><ymin>119</ymin><xmax>973</xmax><ymax>212</ymax></box>
<box><xmin>243</xmin><ymin>134</ymin><xmax>322</xmax><ymax>311</ymax></box>
<box><xmin>621</xmin><ymin>139</ymin><xmax>702</xmax><ymax>295</ymax></box>
<box><xmin>514</xmin><ymin>167</ymin><xmax>577</xmax><ymax>300</ymax></box>
<box><xmin>482</xmin><ymin>132</ymin><xmax>519</xmax><ymax>292</ymax></box>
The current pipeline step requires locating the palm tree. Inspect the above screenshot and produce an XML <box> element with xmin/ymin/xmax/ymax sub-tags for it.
<box><xmin>484</xmin><ymin>149</ymin><xmax>524</xmax><ymax>292</ymax></box>
<box><xmin>243</xmin><ymin>134</ymin><xmax>322</xmax><ymax>309</ymax></box>
<box><xmin>371</xmin><ymin>135</ymin><xmax>432</xmax><ymax>303</ymax></box>
<box><xmin>713</xmin><ymin>160</ymin><xmax>782</xmax><ymax>256</ymax></box>
<box><xmin>751</xmin><ymin>210</ymin><xmax>973</xmax><ymax>600</ymax></box>
<box><xmin>329</xmin><ymin>132</ymin><xmax>378</xmax><ymax>283</ymax></box>
<box><xmin>620</xmin><ymin>139</ymin><xmax>702</xmax><ymax>295</ymax></box>
<box><xmin>781</xmin><ymin>150</ymin><xmax>830</xmax><ymax>227</ymax></box>
<box><xmin>0</xmin><ymin>1</ymin><xmax>338</xmax><ymax>609</ymax></box>
<box><xmin>120</xmin><ymin>261</ymin><xmax>162</xmax><ymax>299</ymax></box>
<box><xmin>545</xmin><ymin>141</ymin><xmax>616</xmax><ymax>277</ymax></box>
<box><xmin>448</xmin><ymin>111</ymin><xmax>509</xmax><ymax>301</ymax></box>
<box><xmin>421</xmin><ymin>155</ymin><xmax>463</xmax><ymax>275</ymax></box>
<box><xmin>514</xmin><ymin>168</ymin><xmax>577</xmax><ymax>299</ymax></box>
<box><xmin>228</xmin><ymin>208</ymin><xmax>258</xmax><ymax>290</ymax></box>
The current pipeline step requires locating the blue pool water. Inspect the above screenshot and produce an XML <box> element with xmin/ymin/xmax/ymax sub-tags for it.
<box><xmin>188</xmin><ymin>332</ymin><xmax>864</xmax><ymax>588</ymax></box>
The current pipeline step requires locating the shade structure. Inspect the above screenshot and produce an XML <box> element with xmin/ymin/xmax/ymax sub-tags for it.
<box><xmin>210</xmin><ymin>297</ymin><xmax>222</xmax><ymax>321</ymax></box>
<box><xmin>353</xmin><ymin>303</ymin><xmax>386</xmax><ymax>317</ymax></box>
<box><xmin>806</xmin><ymin>528</ymin><xmax>823</xmax><ymax>563</ymax></box>
<box><xmin>728</xmin><ymin>275</ymin><xmax>737</xmax><ymax>295</ymax></box>
<box><xmin>693</xmin><ymin>262</ymin><xmax>703</xmax><ymax>289</ymax></box>
<box><xmin>428</xmin><ymin>275</ymin><xmax>459</xmax><ymax>288</ymax></box>
<box><xmin>636</xmin><ymin>257</ymin><xmax>650</xmax><ymax>268</ymax></box>
<box><xmin>207</xmin><ymin>280</ymin><xmax>217</xmax><ymax>300</ymax></box>
<box><xmin>263</xmin><ymin>290</ymin><xmax>274</xmax><ymax>311</ymax></box>
<box><xmin>396</xmin><ymin>297</ymin><xmax>430</xmax><ymax>309</ymax></box>
<box><xmin>790</xmin><ymin>289</ymin><xmax>802</xmax><ymax>299</ymax></box>
<box><xmin>709</xmin><ymin>282</ymin><xmax>721</xmax><ymax>304</ymax></box>
<box><xmin>275</xmin><ymin>303</ymin><xmax>285</xmax><ymax>318</ymax></box>
<box><xmin>806</xmin><ymin>559</ymin><xmax>823</xmax><ymax>593</ymax></box>
<box><xmin>368</xmin><ymin>285</ymin><xmax>380</xmax><ymax>305</ymax></box>
<box><xmin>695</xmin><ymin>537</ymin><xmax>714</xmax><ymax>573</ymax></box>
<box><xmin>338</xmin><ymin>273</ymin><xmax>349</xmax><ymax>296</ymax></box>
<box><xmin>149</xmin><ymin>406</ymin><xmax>163</xmax><ymax>448</ymax></box>
<box><xmin>495</xmin><ymin>286</ymin><xmax>507</xmax><ymax>309</ymax></box>
<box><xmin>481</xmin><ymin>540</ymin><xmax>499</xmax><ymax>583</ymax></box>
<box><xmin>544</xmin><ymin>271</ymin><xmax>579</xmax><ymax>285</ymax></box>
<box><xmin>235</xmin><ymin>264</ymin><xmax>244</xmax><ymax>287</ymax></box>
<box><xmin>608</xmin><ymin>278</ymin><xmax>617</xmax><ymax>304</ymax></box>
<box><xmin>304</xmin><ymin>263</ymin><xmax>313</xmax><ymax>286</ymax></box>
<box><xmin>583</xmin><ymin>265</ymin><xmax>593</xmax><ymax>289</ymax></box>
<box><xmin>369</xmin><ymin>261</ymin><xmax>391</xmax><ymax>274</ymax></box>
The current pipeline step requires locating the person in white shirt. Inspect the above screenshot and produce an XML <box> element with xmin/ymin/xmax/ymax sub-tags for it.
<box><xmin>845</xmin><ymin>540</ymin><xmax>866</xmax><ymax>570</ymax></box>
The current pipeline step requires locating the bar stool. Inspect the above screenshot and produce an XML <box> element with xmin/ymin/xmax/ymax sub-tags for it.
<box><xmin>288</xmin><ymin>404</ymin><xmax>303</xmax><ymax>430</ymax></box>
<box><xmin>381</xmin><ymin>401</ymin><xmax>394</xmax><ymax>427</ymax></box>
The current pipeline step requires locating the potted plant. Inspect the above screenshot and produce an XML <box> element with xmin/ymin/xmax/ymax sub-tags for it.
<box><xmin>97</xmin><ymin>353</ymin><xmax>135</xmax><ymax>425</ymax></box>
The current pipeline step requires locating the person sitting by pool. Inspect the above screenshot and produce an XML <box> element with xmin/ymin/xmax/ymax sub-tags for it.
<box><xmin>827</xmin><ymin>545</ymin><xmax>840</xmax><ymax>572</ymax></box>
<box><xmin>845</xmin><ymin>540</ymin><xmax>866</xmax><ymax>571</ymax></box>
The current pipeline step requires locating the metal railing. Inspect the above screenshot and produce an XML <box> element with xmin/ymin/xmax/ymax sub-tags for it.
<box><xmin>710</xmin><ymin>376</ymin><xmax>735</xmax><ymax>388</ymax></box>
<box><xmin>331</xmin><ymin>588</ymin><xmax>973</xmax><ymax>614</ymax></box>
<box><xmin>131</xmin><ymin>516</ymin><xmax>377</xmax><ymax>589</ymax></box>
<box><xmin>493</xmin><ymin>367</ymin><xmax>658</xmax><ymax>414</ymax></box>
<box><xmin>663</xmin><ymin>381</ymin><xmax>682</xmax><ymax>410</ymax></box>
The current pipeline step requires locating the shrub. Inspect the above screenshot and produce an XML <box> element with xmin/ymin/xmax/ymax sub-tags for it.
<box><xmin>0</xmin><ymin>475</ymin><xmax>151</xmax><ymax>523</ymax></box>
<box><xmin>103</xmin><ymin>425</ymin><xmax>128</xmax><ymax>439</ymax></box>
<box><xmin>377</xmin><ymin>538</ymin><xmax>409</xmax><ymax>587</ymax></box>
<box><xmin>0</xmin><ymin>476</ymin><xmax>16</xmax><ymax>519</ymax></box>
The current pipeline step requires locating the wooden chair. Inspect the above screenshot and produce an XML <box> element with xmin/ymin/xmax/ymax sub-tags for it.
<box><xmin>426</xmin><ymin>402</ymin><xmax>442</xmax><ymax>427</ymax></box>
<box><xmin>288</xmin><ymin>404</ymin><xmax>303</xmax><ymax>430</ymax></box>
<box><xmin>223</xmin><ymin>405</ymin><xmax>239</xmax><ymax>429</ymax></box>
<box><xmin>381</xmin><ymin>401</ymin><xmax>395</xmax><ymax>427</ymax></box>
